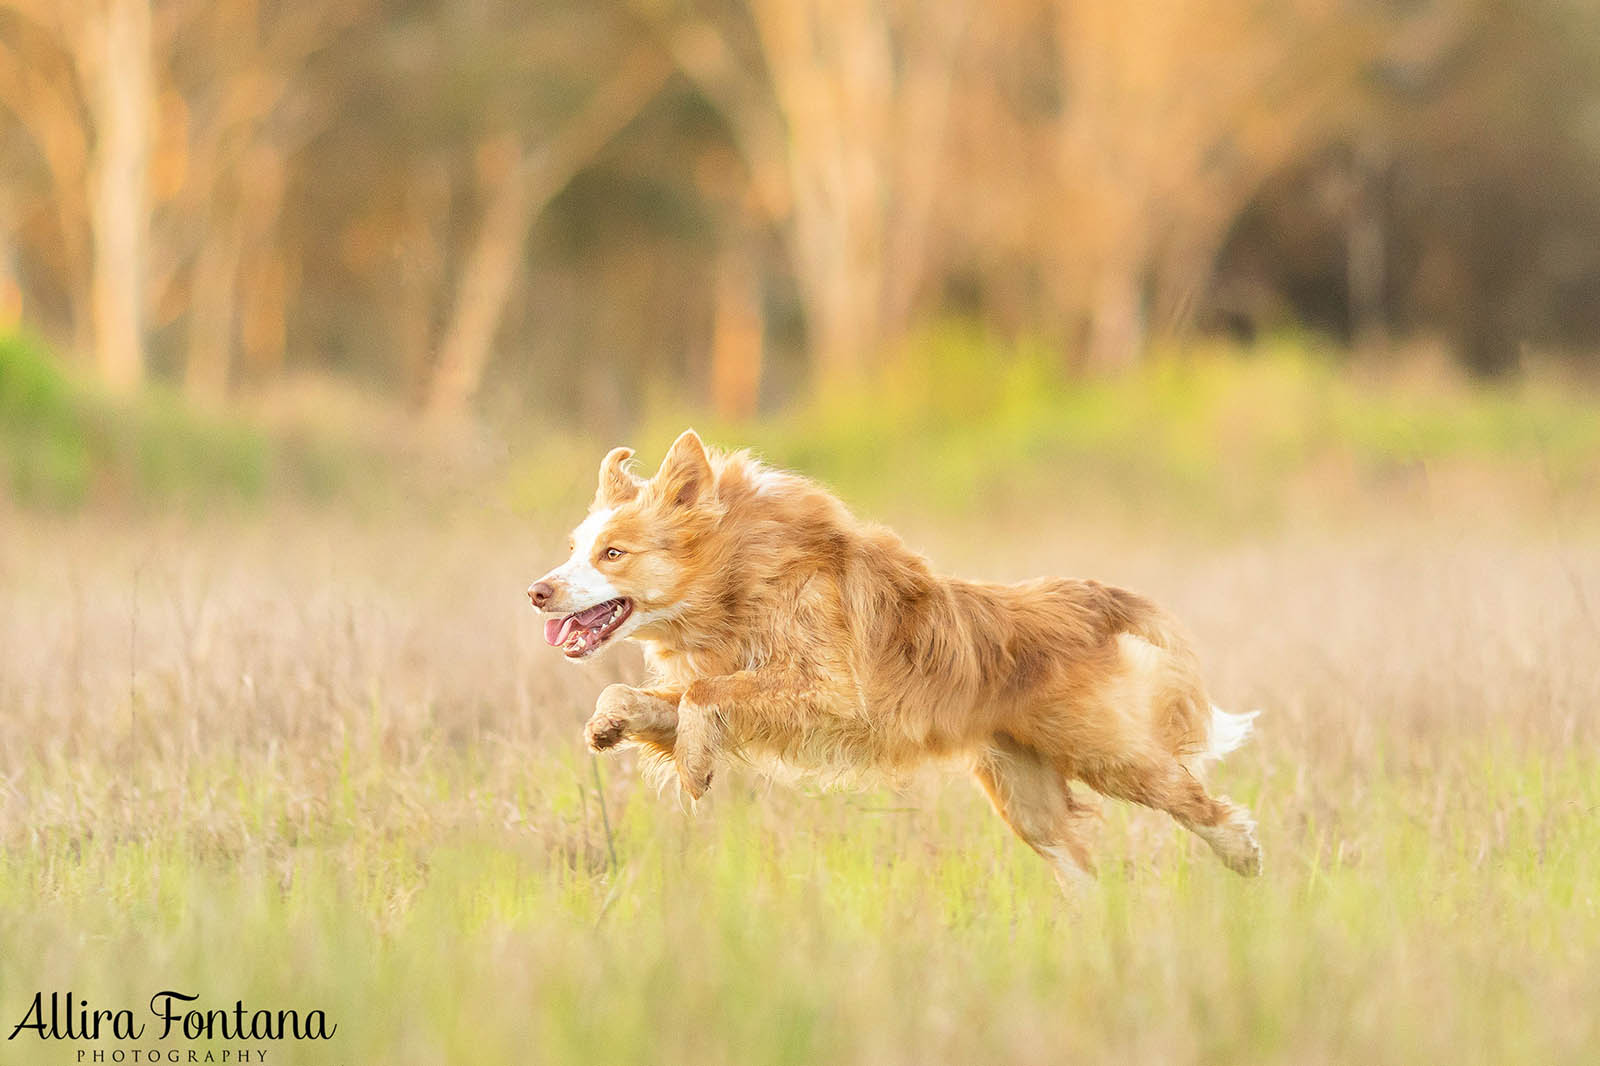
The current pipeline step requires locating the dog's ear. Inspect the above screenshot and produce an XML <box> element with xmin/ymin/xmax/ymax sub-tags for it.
<box><xmin>595</xmin><ymin>446</ymin><xmax>642</xmax><ymax>507</ymax></box>
<box><xmin>655</xmin><ymin>429</ymin><xmax>712</xmax><ymax>509</ymax></box>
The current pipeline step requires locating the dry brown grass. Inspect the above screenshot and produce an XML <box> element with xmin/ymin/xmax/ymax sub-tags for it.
<box><xmin>1</xmin><ymin>493</ymin><xmax>1597</xmax><ymax>1064</ymax></box>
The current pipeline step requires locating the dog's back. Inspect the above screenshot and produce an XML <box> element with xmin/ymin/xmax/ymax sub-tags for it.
<box><xmin>654</xmin><ymin>457</ymin><xmax>1212</xmax><ymax>776</ymax></box>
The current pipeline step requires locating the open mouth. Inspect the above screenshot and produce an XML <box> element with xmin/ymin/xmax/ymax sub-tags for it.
<box><xmin>543</xmin><ymin>597</ymin><xmax>634</xmax><ymax>658</ymax></box>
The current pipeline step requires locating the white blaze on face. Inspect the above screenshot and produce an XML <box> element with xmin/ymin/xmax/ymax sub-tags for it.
<box><xmin>543</xmin><ymin>507</ymin><xmax>619</xmax><ymax>609</ymax></box>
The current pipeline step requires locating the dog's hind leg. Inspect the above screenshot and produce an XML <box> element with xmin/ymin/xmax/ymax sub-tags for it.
<box><xmin>973</xmin><ymin>735</ymin><xmax>1099</xmax><ymax>888</ymax></box>
<box><xmin>1079</xmin><ymin>759</ymin><xmax>1261</xmax><ymax>876</ymax></box>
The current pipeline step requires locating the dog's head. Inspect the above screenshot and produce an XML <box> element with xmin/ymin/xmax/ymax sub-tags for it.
<box><xmin>529</xmin><ymin>429</ymin><xmax>722</xmax><ymax>661</ymax></box>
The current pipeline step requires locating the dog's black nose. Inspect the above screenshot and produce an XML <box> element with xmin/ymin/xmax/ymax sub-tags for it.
<box><xmin>529</xmin><ymin>581</ymin><xmax>555</xmax><ymax>608</ymax></box>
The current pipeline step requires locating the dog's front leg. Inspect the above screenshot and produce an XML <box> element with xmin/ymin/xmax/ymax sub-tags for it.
<box><xmin>674</xmin><ymin>671</ymin><xmax>838</xmax><ymax>799</ymax></box>
<box><xmin>585</xmin><ymin>684</ymin><xmax>681</xmax><ymax>754</ymax></box>
<box><xmin>672</xmin><ymin>689</ymin><xmax>727</xmax><ymax>800</ymax></box>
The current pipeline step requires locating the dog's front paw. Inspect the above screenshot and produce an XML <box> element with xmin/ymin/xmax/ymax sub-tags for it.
<box><xmin>673</xmin><ymin>692</ymin><xmax>723</xmax><ymax>801</ymax></box>
<box><xmin>585</xmin><ymin>709</ymin><xmax>629</xmax><ymax>752</ymax></box>
<box><xmin>674</xmin><ymin>734</ymin><xmax>717</xmax><ymax>799</ymax></box>
<box><xmin>586</xmin><ymin>683</ymin><xmax>643</xmax><ymax>752</ymax></box>
<box><xmin>677</xmin><ymin>760</ymin><xmax>713</xmax><ymax>800</ymax></box>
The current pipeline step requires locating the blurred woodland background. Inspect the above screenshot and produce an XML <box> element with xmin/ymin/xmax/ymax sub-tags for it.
<box><xmin>6</xmin><ymin>9</ymin><xmax>1600</xmax><ymax>1062</ymax></box>
<box><xmin>2</xmin><ymin>0</ymin><xmax>1600</xmax><ymax>441</ymax></box>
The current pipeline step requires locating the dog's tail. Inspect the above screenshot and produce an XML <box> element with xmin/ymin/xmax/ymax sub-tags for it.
<box><xmin>1101</xmin><ymin>587</ymin><xmax>1255</xmax><ymax>764</ymax></box>
<box><xmin>1201</xmin><ymin>705</ymin><xmax>1259</xmax><ymax>763</ymax></box>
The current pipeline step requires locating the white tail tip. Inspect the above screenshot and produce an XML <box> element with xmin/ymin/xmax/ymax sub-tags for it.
<box><xmin>1206</xmin><ymin>705</ymin><xmax>1259</xmax><ymax>761</ymax></box>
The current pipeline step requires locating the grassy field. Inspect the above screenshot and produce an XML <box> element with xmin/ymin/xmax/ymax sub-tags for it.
<box><xmin>2</xmin><ymin>463</ymin><xmax>1598</xmax><ymax>1064</ymax></box>
<box><xmin>3</xmin><ymin>340</ymin><xmax>1600</xmax><ymax>1063</ymax></box>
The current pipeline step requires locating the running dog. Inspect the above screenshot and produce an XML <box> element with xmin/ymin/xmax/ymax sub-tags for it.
<box><xmin>528</xmin><ymin>430</ymin><xmax>1261</xmax><ymax>882</ymax></box>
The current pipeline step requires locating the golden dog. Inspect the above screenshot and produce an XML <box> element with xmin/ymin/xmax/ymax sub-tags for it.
<box><xmin>529</xmin><ymin>430</ymin><xmax>1260</xmax><ymax>882</ymax></box>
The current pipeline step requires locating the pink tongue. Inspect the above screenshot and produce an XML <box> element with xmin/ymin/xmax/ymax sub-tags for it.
<box><xmin>544</xmin><ymin>616</ymin><xmax>577</xmax><ymax>646</ymax></box>
<box><xmin>543</xmin><ymin>601</ymin><xmax>615</xmax><ymax>646</ymax></box>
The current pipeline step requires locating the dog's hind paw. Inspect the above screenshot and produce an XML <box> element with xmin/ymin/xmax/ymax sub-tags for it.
<box><xmin>1197</xmin><ymin>810</ymin><xmax>1263</xmax><ymax>877</ymax></box>
<box><xmin>1221</xmin><ymin>834</ymin><xmax>1263</xmax><ymax>877</ymax></box>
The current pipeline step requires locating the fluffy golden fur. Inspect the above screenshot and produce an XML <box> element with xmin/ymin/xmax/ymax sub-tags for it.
<box><xmin>528</xmin><ymin>430</ymin><xmax>1261</xmax><ymax>882</ymax></box>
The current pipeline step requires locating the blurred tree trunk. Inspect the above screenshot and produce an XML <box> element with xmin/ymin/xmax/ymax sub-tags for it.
<box><xmin>0</xmin><ymin>28</ymin><xmax>94</xmax><ymax>355</ymax></box>
<box><xmin>0</xmin><ymin>231</ymin><xmax>19</xmax><ymax>328</ymax></box>
<box><xmin>183</xmin><ymin>143</ymin><xmax>290</xmax><ymax>401</ymax></box>
<box><xmin>709</xmin><ymin>238</ymin><xmax>763</xmax><ymax>420</ymax></box>
<box><xmin>1049</xmin><ymin>0</ymin><xmax>1364</xmax><ymax>371</ymax></box>
<box><xmin>653</xmin><ymin>0</ymin><xmax>968</xmax><ymax>387</ymax></box>
<box><xmin>238</xmin><ymin>247</ymin><xmax>290</xmax><ymax>384</ymax></box>
<box><xmin>754</xmin><ymin>0</ymin><xmax>968</xmax><ymax>383</ymax></box>
<box><xmin>424</xmin><ymin>132</ymin><xmax>536</xmax><ymax>423</ymax></box>
<box><xmin>85</xmin><ymin>0</ymin><xmax>152</xmax><ymax>390</ymax></box>
<box><xmin>183</xmin><ymin>205</ymin><xmax>243</xmax><ymax>401</ymax></box>
<box><xmin>424</xmin><ymin>48</ymin><xmax>672</xmax><ymax>421</ymax></box>
<box><xmin>166</xmin><ymin>3</ymin><xmax>366</xmax><ymax>400</ymax></box>
<box><xmin>1346</xmin><ymin>140</ymin><xmax>1390</xmax><ymax>351</ymax></box>
<box><xmin>394</xmin><ymin>159</ymin><xmax>451</xmax><ymax>402</ymax></box>
<box><xmin>1085</xmin><ymin>261</ymin><xmax>1145</xmax><ymax>373</ymax></box>
<box><xmin>1</xmin><ymin>0</ymin><xmax>362</xmax><ymax>394</ymax></box>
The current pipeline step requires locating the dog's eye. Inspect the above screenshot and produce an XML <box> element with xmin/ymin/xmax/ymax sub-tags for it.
<box><xmin>604</xmin><ymin>547</ymin><xmax>625</xmax><ymax>560</ymax></box>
